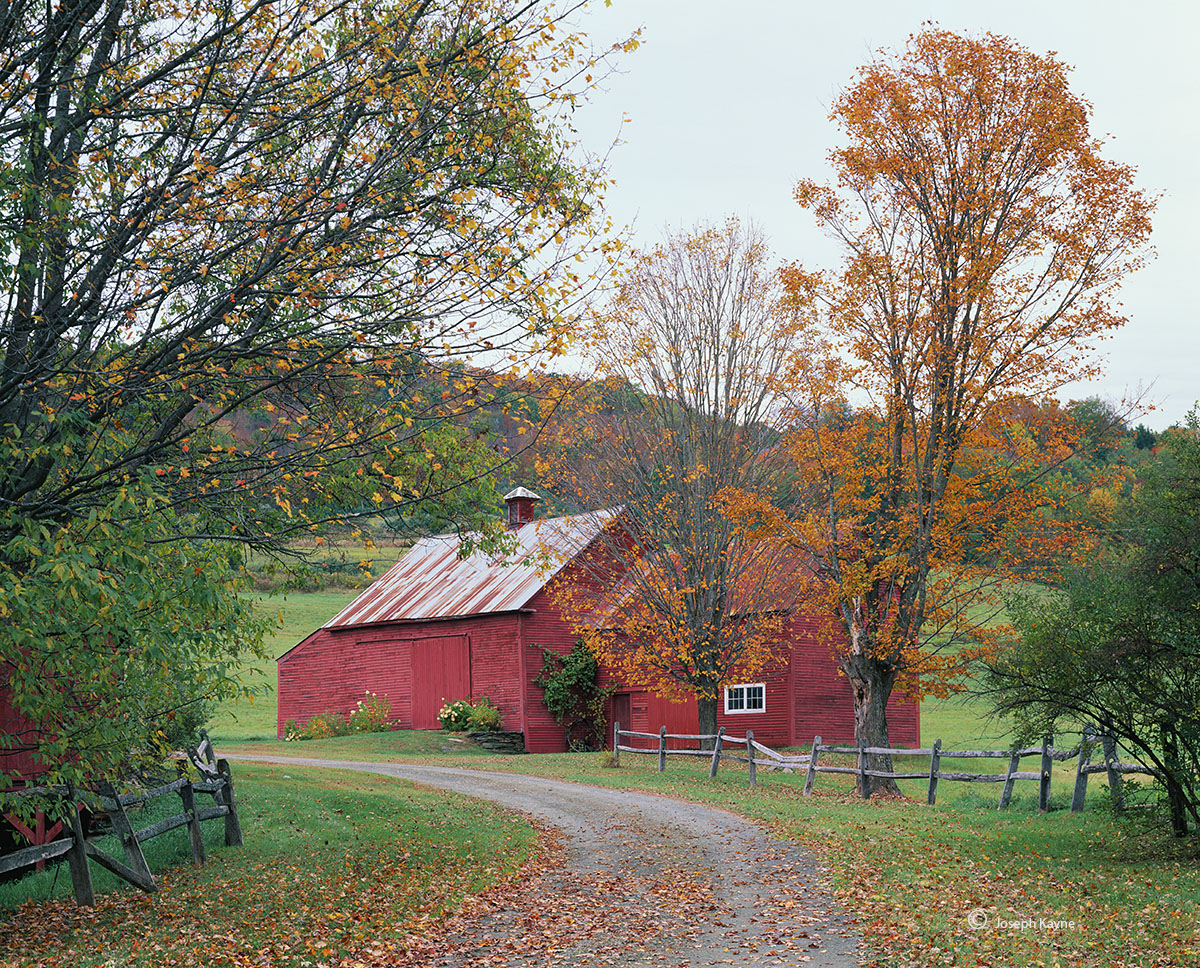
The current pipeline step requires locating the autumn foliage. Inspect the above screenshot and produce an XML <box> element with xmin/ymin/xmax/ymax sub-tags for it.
<box><xmin>769</xmin><ymin>29</ymin><xmax>1154</xmax><ymax>785</ymax></box>
<box><xmin>545</xmin><ymin>221</ymin><xmax>810</xmax><ymax>738</ymax></box>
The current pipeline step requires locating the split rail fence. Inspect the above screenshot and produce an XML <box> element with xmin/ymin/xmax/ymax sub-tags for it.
<box><xmin>0</xmin><ymin>731</ymin><xmax>242</xmax><ymax>906</ymax></box>
<box><xmin>613</xmin><ymin>722</ymin><xmax>1161</xmax><ymax>811</ymax></box>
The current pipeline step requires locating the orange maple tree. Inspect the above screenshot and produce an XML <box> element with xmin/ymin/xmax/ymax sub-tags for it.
<box><xmin>771</xmin><ymin>29</ymin><xmax>1153</xmax><ymax>788</ymax></box>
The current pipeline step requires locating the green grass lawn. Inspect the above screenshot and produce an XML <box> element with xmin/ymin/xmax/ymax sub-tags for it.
<box><xmin>209</xmin><ymin>590</ymin><xmax>358</xmax><ymax>743</ymax></box>
<box><xmin>0</xmin><ymin>763</ymin><xmax>537</xmax><ymax>968</ymax></box>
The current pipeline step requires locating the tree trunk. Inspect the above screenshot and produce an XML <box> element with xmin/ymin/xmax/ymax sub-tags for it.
<box><xmin>697</xmin><ymin>694</ymin><xmax>719</xmax><ymax>751</ymax></box>
<box><xmin>1161</xmin><ymin>728</ymin><xmax>1190</xmax><ymax>838</ymax></box>
<box><xmin>843</xmin><ymin>653</ymin><xmax>900</xmax><ymax>796</ymax></box>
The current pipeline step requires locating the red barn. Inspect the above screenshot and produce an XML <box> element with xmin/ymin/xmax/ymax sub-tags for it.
<box><xmin>0</xmin><ymin>682</ymin><xmax>44</xmax><ymax>784</ymax></box>
<box><xmin>277</xmin><ymin>489</ymin><xmax>919</xmax><ymax>751</ymax></box>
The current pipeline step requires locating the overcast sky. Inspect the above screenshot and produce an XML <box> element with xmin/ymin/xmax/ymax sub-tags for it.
<box><xmin>567</xmin><ymin>1</ymin><xmax>1199</xmax><ymax>429</ymax></box>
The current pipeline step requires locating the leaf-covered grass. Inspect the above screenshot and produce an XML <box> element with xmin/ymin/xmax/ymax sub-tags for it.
<box><xmin>224</xmin><ymin>722</ymin><xmax>1199</xmax><ymax>967</ymax></box>
<box><xmin>0</xmin><ymin>764</ymin><xmax>536</xmax><ymax>967</ymax></box>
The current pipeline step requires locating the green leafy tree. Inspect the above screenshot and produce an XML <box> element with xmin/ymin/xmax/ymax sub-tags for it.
<box><xmin>0</xmin><ymin>476</ymin><xmax>270</xmax><ymax>791</ymax></box>
<box><xmin>984</xmin><ymin>409</ymin><xmax>1200</xmax><ymax>837</ymax></box>
<box><xmin>0</xmin><ymin>0</ymin><xmax>628</xmax><ymax>793</ymax></box>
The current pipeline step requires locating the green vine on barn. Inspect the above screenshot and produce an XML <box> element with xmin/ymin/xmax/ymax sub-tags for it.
<box><xmin>532</xmin><ymin>641</ymin><xmax>614</xmax><ymax>751</ymax></box>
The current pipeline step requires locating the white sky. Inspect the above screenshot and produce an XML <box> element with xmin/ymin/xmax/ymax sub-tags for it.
<box><xmin>568</xmin><ymin>0</ymin><xmax>1199</xmax><ymax>429</ymax></box>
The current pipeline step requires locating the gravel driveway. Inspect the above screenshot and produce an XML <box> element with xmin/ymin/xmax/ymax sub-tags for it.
<box><xmin>230</xmin><ymin>756</ymin><xmax>864</xmax><ymax>966</ymax></box>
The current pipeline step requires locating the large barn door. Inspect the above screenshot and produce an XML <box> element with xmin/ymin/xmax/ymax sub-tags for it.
<box><xmin>410</xmin><ymin>635</ymin><xmax>470</xmax><ymax>729</ymax></box>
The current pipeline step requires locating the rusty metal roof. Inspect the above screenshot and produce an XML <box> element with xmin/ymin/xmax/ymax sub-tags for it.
<box><xmin>323</xmin><ymin>511</ymin><xmax>613</xmax><ymax>628</ymax></box>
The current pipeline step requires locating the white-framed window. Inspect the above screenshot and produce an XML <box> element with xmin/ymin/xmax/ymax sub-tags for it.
<box><xmin>724</xmin><ymin>683</ymin><xmax>766</xmax><ymax>714</ymax></box>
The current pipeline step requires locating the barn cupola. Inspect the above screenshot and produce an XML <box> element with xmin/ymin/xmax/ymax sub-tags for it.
<box><xmin>503</xmin><ymin>486</ymin><xmax>541</xmax><ymax>529</ymax></box>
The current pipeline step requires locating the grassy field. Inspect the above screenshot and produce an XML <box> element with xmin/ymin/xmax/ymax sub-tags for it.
<box><xmin>209</xmin><ymin>590</ymin><xmax>358</xmax><ymax>743</ymax></box>
<box><xmin>243</xmin><ymin>540</ymin><xmax>411</xmax><ymax>592</ymax></box>
<box><xmin>0</xmin><ymin>763</ymin><xmax>537</xmax><ymax>967</ymax></box>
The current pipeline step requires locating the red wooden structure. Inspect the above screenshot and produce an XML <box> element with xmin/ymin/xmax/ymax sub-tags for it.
<box><xmin>277</xmin><ymin>490</ymin><xmax>919</xmax><ymax>751</ymax></box>
<box><xmin>0</xmin><ymin>681</ymin><xmax>63</xmax><ymax>867</ymax></box>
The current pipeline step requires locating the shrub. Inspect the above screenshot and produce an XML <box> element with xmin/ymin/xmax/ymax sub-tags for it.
<box><xmin>348</xmin><ymin>692</ymin><xmax>392</xmax><ymax>733</ymax></box>
<box><xmin>467</xmin><ymin>697</ymin><xmax>503</xmax><ymax>732</ymax></box>
<box><xmin>304</xmin><ymin>709</ymin><xmax>349</xmax><ymax>740</ymax></box>
<box><xmin>532</xmin><ymin>640</ymin><xmax>613</xmax><ymax>751</ymax></box>
<box><xmin>284</xmin><ymin>692</ymin><xmax>394</xmax><ymax>740</ymax></box>
<box><xmin>438</xmin><ymin>699</ymin><xmax>474</xmax><ymax>732</ymax></box>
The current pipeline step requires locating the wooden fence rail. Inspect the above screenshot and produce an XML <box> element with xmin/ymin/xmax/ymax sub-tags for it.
<box><xmin>612</xmin><ymin>722</ymin><xmax>1161</xmax><ymax>810</ymax></box>
<box><xmin>0</xmin><ymin>730</ymin><xmax>242</xmax><ymax>906</ymax></box>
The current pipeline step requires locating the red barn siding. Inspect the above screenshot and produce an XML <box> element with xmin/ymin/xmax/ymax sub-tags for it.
<box><xmin>277</xmin><ymin>613</ymin><xmax>524</xmax><ymax>737</ymax></box>
<box><xmin>0</xmin><ymin>682</ymin><xmax>44</xmax><ymax>783</ymax></box>
<box><xmin>788</xmin><ymin>615</ymin><xmax>920</xmax><ymax>747</ymax></box>
<box><xmin>460</xmin><ymin>614</ymin><xmax>525</xmax><ymax>732</ymax></box>
<box><xmin>715</xmin><ymin>675</ymin><xmax>790</xmax><ymax>747</ymax></box>
<box><xmin>519</xmin><ymin>581</ymin><xmax>589</xmax><ymax>752</ymax></box>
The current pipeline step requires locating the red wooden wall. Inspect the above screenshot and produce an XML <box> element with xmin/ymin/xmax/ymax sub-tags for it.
<box><xmin>787</xmin><ymin>615</ymin><xmax>920</xmax><ymax>747</ymax></box>
<box><xmin>519</xmin><ymin>577</ymin><xmax>589</xmax><ymax>753</ymax></box>
<box><xmin>277</xmin><ymin>613</ymin><xmax>524</xmax><ymax>737</ymax></box>
<box><xmin>0</xmin><ymin>681</ymin><xmax>44</xmax><ymax>783</ymax></box>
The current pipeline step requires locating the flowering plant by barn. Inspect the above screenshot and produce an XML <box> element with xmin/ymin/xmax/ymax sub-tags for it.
<box><xmin>438</xmin><ymin>699</ymin><xmax>475</xmax><ymax>732</ymax></box>
<box><xmin>349</xmin><ymin>692</ymin><xmax>392</xmax><ymax>733</ymax></box>
<box><xmin>284</xmin><ymin>692</ymin><xmax>392</xmax><ymax>740</ymax></box>
<box><xmin>438</xmin><ymin>697</ymin><xmax>503</xmax><ymax>732</ymax></box>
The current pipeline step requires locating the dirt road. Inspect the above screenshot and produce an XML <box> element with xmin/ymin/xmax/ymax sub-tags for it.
<box><xmin>231</xmin><ymin>756</ymin><xmax>864</xmax><ymax>966</ymax></box>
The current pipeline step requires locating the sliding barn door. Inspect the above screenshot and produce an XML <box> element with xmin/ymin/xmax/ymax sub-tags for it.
<box><xmin>409</xmin><ymin>635</ymin><xmax>470</xmax><ymax>729</ymax></box>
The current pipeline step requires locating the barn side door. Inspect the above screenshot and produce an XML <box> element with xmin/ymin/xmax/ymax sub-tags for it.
<box><xmin>410</xmin><ymin>635</ymin><xmax>470</xmax><ymax>729</ymax></box>
<box><xmin>609</xmin><ymin>693</ymin><xmax>631</xmax><ymax>749</ymax></box>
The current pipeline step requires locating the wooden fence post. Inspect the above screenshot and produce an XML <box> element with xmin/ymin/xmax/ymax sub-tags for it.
<box><xmin>803</xmin><ymin>736</ymin><xmax>821</xmax><ymax>796</ymax></box>
<box><xmin>217</xmin><ymin>759</ymin><xmax>243</xmax><ymax>847</ymax></box>
<box><xmin>927</xmin><ymin>739</ymin><xmax>942</xmax><ymax>805</ymax></box>
<box><xmin>858</xmin><ymin>744</ymin><xmax>871</xmax><ymax>799</ymax></box>
<box><xmin>657</xmin><ymin>726</ymin><xmax>667</xmax><ymax>773</ymax></box>
<box><xmin>1100</xmin><ymin>733</ymin><xmax>1125</xmax><ymax>813</ymax></box>
<box><xmin>1072</xmin><ymin>728</ymin><xmax>1094</xmax><ymax>813</ymax></box>
<box><xmin>746</xmin><ymin>730</ymin><xmax>756</xmax><ymax>787</ymax></box>
<box><xmin>613</xmin><ymin>721</ymin><xmax>620</xmax><ymax>766</ymax></box>
<box><xmin>97</xmin><ymin>780</ymin><xmax>157</xmax><ymax>892</ymax></box>
<box><xmin>179</xmin><ymin>778</ymin><xmax>207</xmax><ymax>866</ymax></box>
<box><xmin>997</xmin><ymin>750</ymin><xmax>1020</xmax><ymax>810</ymax></box>
<box><xmin>709</xmin><ymin>726</ymin><xmax>724</xmax><ymax>779</ymax></box>
<box><xmin>64</xmin><ymin>785</ymin><xmax>94</xmax><ymax>907</ymax></box>
<box><xmin>1038</xmin><ymin>735</ymin><xmax>1053</xmax><ymax>812</ymax></box>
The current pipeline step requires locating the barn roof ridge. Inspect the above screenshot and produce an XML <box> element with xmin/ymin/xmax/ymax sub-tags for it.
<box><xmin>322</xmin><ymin>508</ymin><xmax>615</xmax><ymax>628</ymax></box>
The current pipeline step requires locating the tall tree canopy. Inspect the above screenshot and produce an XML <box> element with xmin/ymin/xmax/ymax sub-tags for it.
<box><xmin>777</xmin><ymin>29</ymin><xmax>1153</xmax><ymax>788</ymax></box>
<box><xmin>547</xmin><ymin>220</ymin><xmax>810</xmax><ymax>740</ymax></box>
<box><xmin>0</xmin><ymin>0</ymin><xmax>626</xmax><ymax>789</ymax></box>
